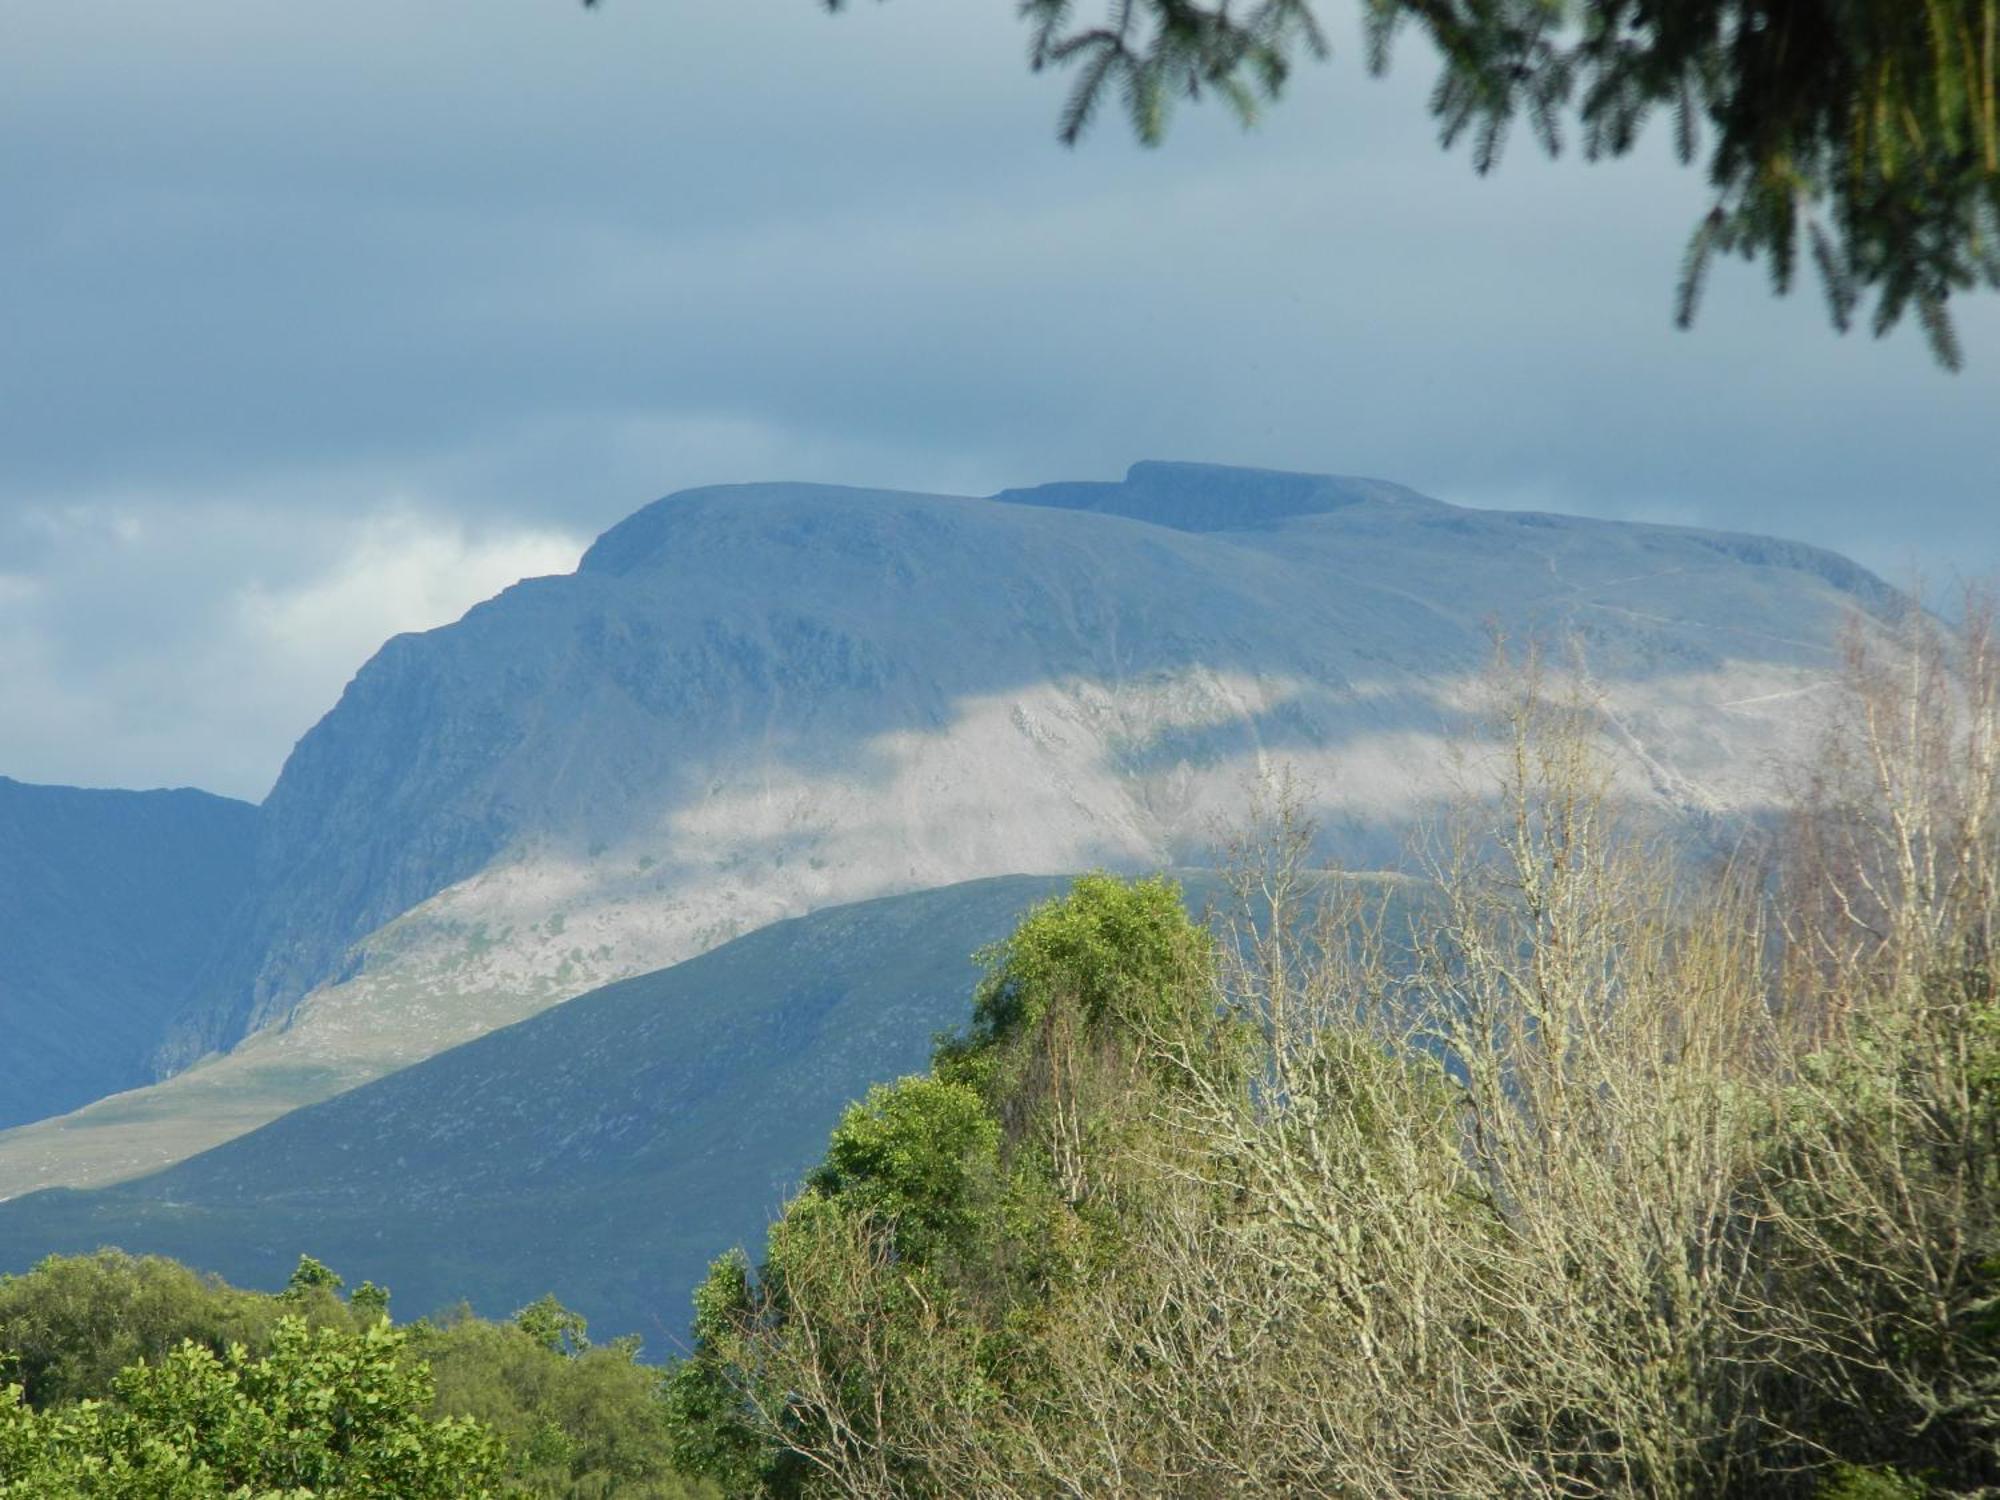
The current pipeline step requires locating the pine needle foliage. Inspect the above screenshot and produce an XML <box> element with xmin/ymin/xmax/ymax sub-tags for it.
<box><xmin>776</xmin><ymin>0</ymin><xmax>2000</xmax><ymax>365</ymax></box>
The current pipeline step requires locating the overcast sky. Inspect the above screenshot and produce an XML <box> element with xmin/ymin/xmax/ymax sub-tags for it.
<box><xmin>4</xmin><ymin>0</ymin><xmax>1996</xmax><ymax>801</ymax></box>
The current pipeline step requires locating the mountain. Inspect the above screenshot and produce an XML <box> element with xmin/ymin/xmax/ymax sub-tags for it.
<box><xmin>165</xmin><ymin>463</ymin><xmax>1467</xmax><ymax>1066</ymax></box>
<box><xmin>0</xmin><ymin>461</ymin><xmax>1899</xmax><ymax>1199</ymax></box>
<box><xmin>180</xmin><ymin>459</ymin><xmax>1893</xmax><ymax>1058</ymax></box>
<box><xmin>0</xmin><ymin>778</ymin><xmax>257</xmax><ymax>1130</ymax></box>
<box><xmin>0</xmin><ymin>877</ymin><xmax>1078</xmax><ymax>1341</ymax></box>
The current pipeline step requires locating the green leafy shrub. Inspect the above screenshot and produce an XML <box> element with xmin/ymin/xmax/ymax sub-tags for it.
<box><xmin>0</xmin><ymin>1316</ymin><xmax>502</xmax><ymax>1497</ymax></box>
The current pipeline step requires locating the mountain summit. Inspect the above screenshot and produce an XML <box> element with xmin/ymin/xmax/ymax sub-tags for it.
<box><xmin>992</xmin><ymin>459</ymin><xmax>1446</xmax><ymax>530</ymax></box>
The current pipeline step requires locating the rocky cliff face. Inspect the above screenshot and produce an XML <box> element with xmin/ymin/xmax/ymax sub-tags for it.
<box><xmin>0</xmin><ymin>778</ymin><xmax>256</xmax><ymax>1127</ymax></box>
<box><xmin>158</xmin><ymin>462</ymin><xmax>1897</xmax><ymax>1077</ymax></box>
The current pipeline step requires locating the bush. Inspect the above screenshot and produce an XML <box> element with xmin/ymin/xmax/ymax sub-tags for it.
<box><xmin>0</xmin><ymin>1316</ymin><xmax>503</xmax><ymax>1497</ymax></box>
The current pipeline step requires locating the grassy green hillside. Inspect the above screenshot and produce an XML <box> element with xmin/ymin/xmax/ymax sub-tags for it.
<box><xmin>0</xmin><ymin>876</ymin><xmax>1089</xmax><ymax>1344</ymax></box>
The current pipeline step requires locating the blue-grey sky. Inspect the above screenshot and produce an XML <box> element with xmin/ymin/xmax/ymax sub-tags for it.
<box><xmin>4</xmin><ymin>0</ymin><xmax>1996</xmax><ymax>800</ymax></box>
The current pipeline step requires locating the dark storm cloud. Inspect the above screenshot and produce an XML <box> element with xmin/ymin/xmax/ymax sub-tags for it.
<box><xmin>2</xmin><ymin>0</ymin><xmax>1994</xmax><ymax>795</ymax></box>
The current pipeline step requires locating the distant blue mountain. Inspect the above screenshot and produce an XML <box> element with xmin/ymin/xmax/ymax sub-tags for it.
<box><xmin>0</xmin><ymin>778</ymin><xmax>256</xmax><ymax>1129</ymax></box>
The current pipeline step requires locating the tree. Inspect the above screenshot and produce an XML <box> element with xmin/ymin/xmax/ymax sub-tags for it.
<box><xmin>349</xmin><ymin>1280</ymin><xmax>391</xmax><ymax>1323</ymax></box>
<box><xmin>807</xmin><ymin>1076</ymin><xmax>1001</xmax><ymax>1268</ymax></box>
<box><xmin>591</xmin><ymin>0</ymin><xmax>2000</xmax><ymax>367</ymax></box>
<box><xmin>0</xmin><ymin>1252</ymin><xmax>718</xmax><ymax>1498</ymax></box>
<box><xmin>281</xmin><ymin>1253</ymin><xmax>343</xmax><ymax>1298</ymax></box>
<box><xmin>0</xmin><ymin>1317</ymin><xmax>505</xmax><ymax>1497</ymax></box>
<box><xmin>512</xmin><ymin>1292</ymin><xmax>591</xmax><ymax>1358</ymax></box>
<box><xmin>0</xmin><ymin>1249</ymin><xmax>355</xmax><ymax>1410</ymax></box>
<box><xmin>418</xmin><ymin>1311</ymin><xmax>716</xmax><ymax>1498</ymax></box>
<box><xmin>667</xmin><ymin>873</ymin><xmax>1238</xmax><ymax>1496</ymax></box>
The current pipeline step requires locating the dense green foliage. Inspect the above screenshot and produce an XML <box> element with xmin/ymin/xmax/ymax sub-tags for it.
<box><xmin>0</xmin><ymin>1317</ymin><xmax>502</xmax><ymax>1497</ymax></box>
<box><xmin>417</xmin><ymin>1310</ymin><xmax>707</xmax><ymax>1498</ymax></box>
<box><xmin>0</xmin><ymin>1253</ymin><xmax>715</xmax><ymax>1498</ymax></box>
<box><xmin>0</xmin><ymin>1252</ymin><xmax>360</xmax><ymax>1412</ymax></box>
<box><xmin>669</xmin><ymin>614</ymin><xmax>2000</xmax><ymax>1498</ymax></box>
<box><xmin>668</xmin><ymin>872</ymin><xmax>1249</xmax><ymax>1495</ymax></box>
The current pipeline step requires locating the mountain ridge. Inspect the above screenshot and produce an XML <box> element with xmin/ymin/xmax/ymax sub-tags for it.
<box><xmin>0</xmin><ymin>777</ymin><xmax>257</xmax><ymax>1128</ymax></box>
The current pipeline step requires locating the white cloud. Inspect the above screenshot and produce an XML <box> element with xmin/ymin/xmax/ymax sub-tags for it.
<box><xmin>0</xmin><ymin>496</ymin><xmax>580</xmax><ymax>800</ymax></box>
<box><xmin>234</xmin><ymin>509</ymin><xmax>577</xmax><ymax>689</ymax></box>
